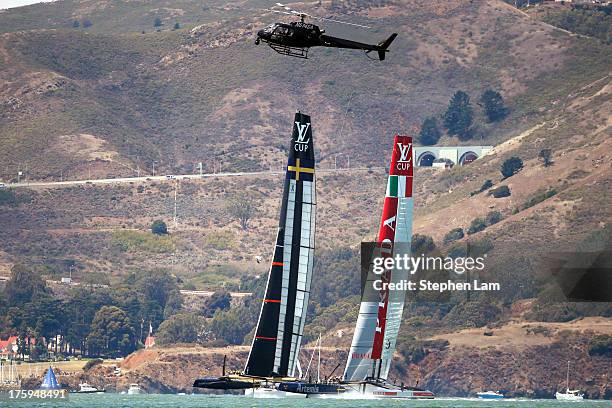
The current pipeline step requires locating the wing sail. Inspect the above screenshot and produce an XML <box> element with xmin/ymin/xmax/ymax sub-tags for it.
<box><xmin>343</xmin><ymin>135</ymin><xmax>413</xmax><ymax>382</ymax></box>
<box><xmin>245</xmin><ymin>112</ymin><xmax>316</xmax><ymax>378</ymax></box>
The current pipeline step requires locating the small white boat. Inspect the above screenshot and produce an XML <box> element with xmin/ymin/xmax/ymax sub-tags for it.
<box><xmin>556</xmin><ymin>389</ymin><xmax>584</xmax><ymax>401</ymax></box>
<box><xmin>477</xmin><ymin>390</ymin><xmax>504</xmax><ymax>399</ymax></box>
<box><xmin>75</xmin><ymin>382</ymin><xmax>105</xmax><ymax>394</ymax></box>
<box><xmin>127</xmin><ymin>383</ymin><xmax>143</xmax><ymax>394</ymax></box>
<box><xmin>556</xmin><ymin>361</ymin><xmax>584</xmax><ymax>401</ymax></box>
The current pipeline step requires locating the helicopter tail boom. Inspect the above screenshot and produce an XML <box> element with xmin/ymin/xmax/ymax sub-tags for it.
<box><xmin>320</xmin><ymin>32</ymin><xmax>398</xmax><ymax>60</ymax></box>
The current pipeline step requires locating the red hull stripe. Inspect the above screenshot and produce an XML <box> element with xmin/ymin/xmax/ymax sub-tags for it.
<box><xmin>264</xmin><ymin>299</ymin><xmax>281</xmax><ymax>303</ymax></box>
<box><xmin>255</xmin><ymin>336</ymin><xmax>277</xmax><ymax>341</ymax></box>
<box><xmin>272</xmin><ymin>261</ymin><xmax>284</xmax><ymax>266</ymax></box>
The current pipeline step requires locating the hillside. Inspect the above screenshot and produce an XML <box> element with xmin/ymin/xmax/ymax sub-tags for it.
<box><xmin>1</xmin><ymin>0</ymin><xmax>610</xmax><ymax>182</ymax></box>
<box><xmin>0</xmin><ymin>0</ymin><xmax>610</xmax><ymax>398</ymax></box>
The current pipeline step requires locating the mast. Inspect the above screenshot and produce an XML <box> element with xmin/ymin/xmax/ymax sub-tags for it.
<box><xmin>343</xmin><ymin>135</ymin><xmax>414</xmax><ymax>382</ymax></box>
<box><xmin>244</xmin><ymin>112</ymin><xmax>316</xmax><ymax>378</ymax></box>
<box><xmin>317</xmin><ymin>334</ymin><xmax>321</xmax><ymax>383</ymax></box>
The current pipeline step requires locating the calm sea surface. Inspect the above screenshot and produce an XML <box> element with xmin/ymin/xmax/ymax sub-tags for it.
<box><xmin>1</xmin><ymin>394</ymin><xmax>612</xmax><ymax>408</ymax></box>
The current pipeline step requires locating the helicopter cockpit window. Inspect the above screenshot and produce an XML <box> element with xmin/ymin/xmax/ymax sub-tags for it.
<box><xmin>274</xmin><ymin>26</ymin><xmax>289</xmax><ymax>35</ymax></box>
<box><xmin>263</xmin><ymin>24</ymin><xmax>276</xmax><ymax>33</ymax></box>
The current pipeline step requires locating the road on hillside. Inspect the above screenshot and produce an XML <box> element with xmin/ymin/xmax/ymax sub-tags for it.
<box><xmin>5</xmin><ymin>167</ymin><xmax>384</xmax><ymax>189</ymax></box>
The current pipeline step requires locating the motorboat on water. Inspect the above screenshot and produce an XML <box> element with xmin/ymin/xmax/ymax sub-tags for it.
<box><xmin>74</xmin><ymin>382</ymin><xmax>105</xmax><ymax>394</ymax></box>
<box><xmin>477</xmin><ymin>390</ymin><xmax>504</xmax><ymax>399</ymax></box>
<box><xmin>127</xmin><ymin>383</ymin><xmax>143</xmax><ymax>394</ymax></box>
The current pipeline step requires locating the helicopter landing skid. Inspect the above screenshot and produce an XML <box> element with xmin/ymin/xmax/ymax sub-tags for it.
<box><xmin>268</xmin><ymin>43</ymin><xmax>309</xmax><ymax>59</ymax></box>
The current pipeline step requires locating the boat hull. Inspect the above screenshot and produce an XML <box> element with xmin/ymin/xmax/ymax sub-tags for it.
<box><xmin>277</xmin><ymin>381</ymin><xmax>346</xmax><ymax>395</ymax></box>
<box><xmin>193</xmin><ymin>376</ymin><xmax>258</xmax><ymax>390</ymax></box>
<box><xmin>478</xmin><ymin>392</ymin><xmax>504</xmax><ymax>399</ymax></box>
<box><xmin>278</xmin><ymin>380</ymin><xmax>434</xmax><ymax>399</ymax></box>
<box><xmin>556</xmin><ymin>392</ymin><xmax>584</xmax><ymax>401</ymax></box>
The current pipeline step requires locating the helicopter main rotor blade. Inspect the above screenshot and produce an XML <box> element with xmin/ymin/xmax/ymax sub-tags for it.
<box><xmin>272</xmin><ymin>2</ymin><xmax>371</xmax><ymax>28</ymax></box>
<box><xmin>267</xmin><ymin>9</ymin><xmax>294</xmax><ymax>15</ymax></box>
<box><xmin>314</xmin><ymin>16</ymin><xmax>371</xmax><ymax>29</ymax></box>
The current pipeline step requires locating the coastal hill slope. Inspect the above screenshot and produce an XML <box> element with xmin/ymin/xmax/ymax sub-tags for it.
<box><xmin>1</xmin><ymin>0</ymin><xmax>610</xmax><ymax>181</ymax></box>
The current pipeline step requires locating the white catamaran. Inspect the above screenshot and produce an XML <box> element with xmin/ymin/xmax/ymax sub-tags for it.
<box><xmin>341</xmin><ymin>135</ymin><xmax>434</xmax><ymax>399</ymax></box>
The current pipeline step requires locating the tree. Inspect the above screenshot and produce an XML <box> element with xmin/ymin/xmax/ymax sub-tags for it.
<box><xmin>443</xmin><ymin>91</ymin><xmax>474</xmax><ymax>140</ymax></box>
<box><xmin>210</xmin><ymin>307</ymin><xmax>254</xmax><ymax>345</ymax></box>
<box><xmin>485</xmin><ymin>210</ymin><xmax>503</xmax><ymax>226</ymax></box>
<box><xmin>467</xmin><ymin>217</ymin><xmax>487</xmax><ymax>235</ymax></box>
<box><xmin>480</xmin><ymin>89</ymin><xmax>508</xmax><ymax>122</ymax></box>
<box><xmin>87</xmin><ymin>306</ymin><xmax>135</xmax><ymax>357</ymax></box>
<box><xmin>173</xmin><ymin>22</ymin><xmax>180</xmax><ymax>30</ymax></box>
<box><xmin>72</xmin><ymin>20</ymin><xmax>80</xmax><ymax>28</ymax></box>
<box><xmin>203</xmin><ymin>290</ymin><xmax>232</xmax><ymax>317</ymax></box>
<box><xmin>411</xmin><ymin>234</ymin><xmax>436</xmax><ymax>255</ymax></box>
<box><xmin>538</xmin><ymin>149</ymin><xmax>553</xmax><ymax>167</ymax></box>
<box><xmin>156</xmin><ymin>314</ymin><xmax>199</xmax><ymax>345</ymax></box>
<box><xmin>135</xmin><ymin>269</ymin><xmax>182</xmax><ymax>327</ymax></box>
<box><xmin>227</xmin><ymin>195</ymin><xmax>258</xmax><ymax>230</ymax></box>
<box><xmin>154</xmin><ymin>17</ymin><xmax>162</xmax><ymax>27</ymax></box>
<box><xmin>418</xmin><ymin>117</ymin><xmax>441</xmax><ymax>146</ymax></box>
<box><xmin>501</xmin><ymin>156</ymin><xmax>523</xmax><ymax>178</ymax></box>
<box><xmin>64</xmin><ymin>287</ymin><xmax>114</xmax><ymax>356</ymax></box>
<box><xmin>151</xmin><ymin>219</ymin><xmax>168</xmax><ymax>235</ymax></box>
<box><xmin>444</xmin><ymin>228</ymin><xmax>464</xmax><ymax>245</ymax></box>
<box><xmin>3</xmin><ymin>264</ymin><xmax>47</xmax><ymax>307</ymax></box>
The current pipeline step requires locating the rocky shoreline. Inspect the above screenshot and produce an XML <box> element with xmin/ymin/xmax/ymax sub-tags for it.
<box><xmin>22</xmin><ymin>333</ymin><xmax>607</xmax><ymax>399</ymax></box>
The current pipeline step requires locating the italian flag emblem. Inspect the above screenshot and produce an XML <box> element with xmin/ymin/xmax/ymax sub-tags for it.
<box><xmin>386</xmin><ymin>175</ymin><xmax>412</xmax><ymax>198</ymax></box>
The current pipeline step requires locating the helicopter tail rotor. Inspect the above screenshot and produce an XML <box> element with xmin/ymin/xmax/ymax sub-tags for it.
<box><xmin>376</xmin><ymin>33</ymin><xmax>397</xmax><ymax>61</ymax></box>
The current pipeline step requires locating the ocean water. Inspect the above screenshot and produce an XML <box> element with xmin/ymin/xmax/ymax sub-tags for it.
<box><xmin>1</xmin><ymin>394</ymin><xmax>612</xmax><ymax>408</ymax></box>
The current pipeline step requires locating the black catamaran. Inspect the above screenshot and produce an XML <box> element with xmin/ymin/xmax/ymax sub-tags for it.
<box><xmin>193</xmin><ymin>111</ymin><xmax>316</xmax><ymax>391</ymax></box>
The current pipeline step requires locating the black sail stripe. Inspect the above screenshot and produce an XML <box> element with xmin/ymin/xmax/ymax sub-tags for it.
<box><xmin>280</xmin><ymin>179</ymin><xmax>303</xmax><ymax>374</ymax></box>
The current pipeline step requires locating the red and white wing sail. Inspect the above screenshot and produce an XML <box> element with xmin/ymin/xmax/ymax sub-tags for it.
<box><xmin>343</xmin><ymin>135</ymin><xmax>414</xmax><ymax>382</ymax></box>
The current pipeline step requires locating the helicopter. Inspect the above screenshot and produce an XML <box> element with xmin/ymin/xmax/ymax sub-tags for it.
<box><xmin>255</xmin><ymin>3</ymin><xmax>397</xmax><ymax>60</ymax></box>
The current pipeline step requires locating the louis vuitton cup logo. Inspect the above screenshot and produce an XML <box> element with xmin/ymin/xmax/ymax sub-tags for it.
<box><xmin>396</xmin><ymin>142</ymin><xmax>412</xmax><ymax>171</ymax></box>
<box><xmin>294</xmin><ymin>122</ymin><xmax>310</xmax><ymax>152</ymax></box>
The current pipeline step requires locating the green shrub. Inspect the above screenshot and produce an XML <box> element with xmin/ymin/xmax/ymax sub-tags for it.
<box><xmin>83</xmin><ymin>358</ymin><xmax>103</xmax><ymax>371</ymax></box>
<box><xmin>588</xmin><ymin>335</ymin><xmax>612</xmax><ymax>357</ymax></box>
<box><xmin>203</xmin><ymin>231</ymin><xmax>235</xmax><ymax>250</ymax></box>
<box><xmin>112</xmin><ymin>230</ymin><xmax>173</xmax><ymax>253</ymax></box>
<box><xmin>501</xmin><ymin>157</ymin><xmax>523</xmax><ymax>178</ymax></box>
<box><xmin>444</xmin><ymin>228</ymin><xmax>465</xmax><ymax>244</ymax></box>
<box><xmin>485</xmin><ymin>210</ymin><xmax>502</xmax><ymax>226</ymax></box>
<box><xmin>521</xmin><ymin>188</ymin><xmax>557</xmax><ymax>210</ymax></box>
<box><xmin>0</xmin><ymin>190</ymin><xmax>18</xmax><ymax>206</ymax></box>
<box><xmin>418</xmin><ymin>117</ymin><xmax>442</xmax><ymax>146</ymax></box>
<box><xmin>490</xmin><ymin>185</ymin><xmax>511</xmax><ymax>198</ymax></box>
<box><xmin>447</xmin><ymin>244</ymin><xmax>467</xmax><ymax>259</ymax></box>
<box><xmin>467</xmin><ymin>218</ymin><xmax>486</xmax><ymax>235</ymax></box>
<box><xmin>397</xmin><ymin>335</ymin><xmax>426</xmax><ymax>364</ymax></box>
<box><xmin>411</xmin><ymin>234</ymin><xmax>436</xmax><ymax>254</ymax></box>
<box><xmin>151</xmin><ymin>219</ymin><xmax>168</xmax><ymax>235</ymax></box>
